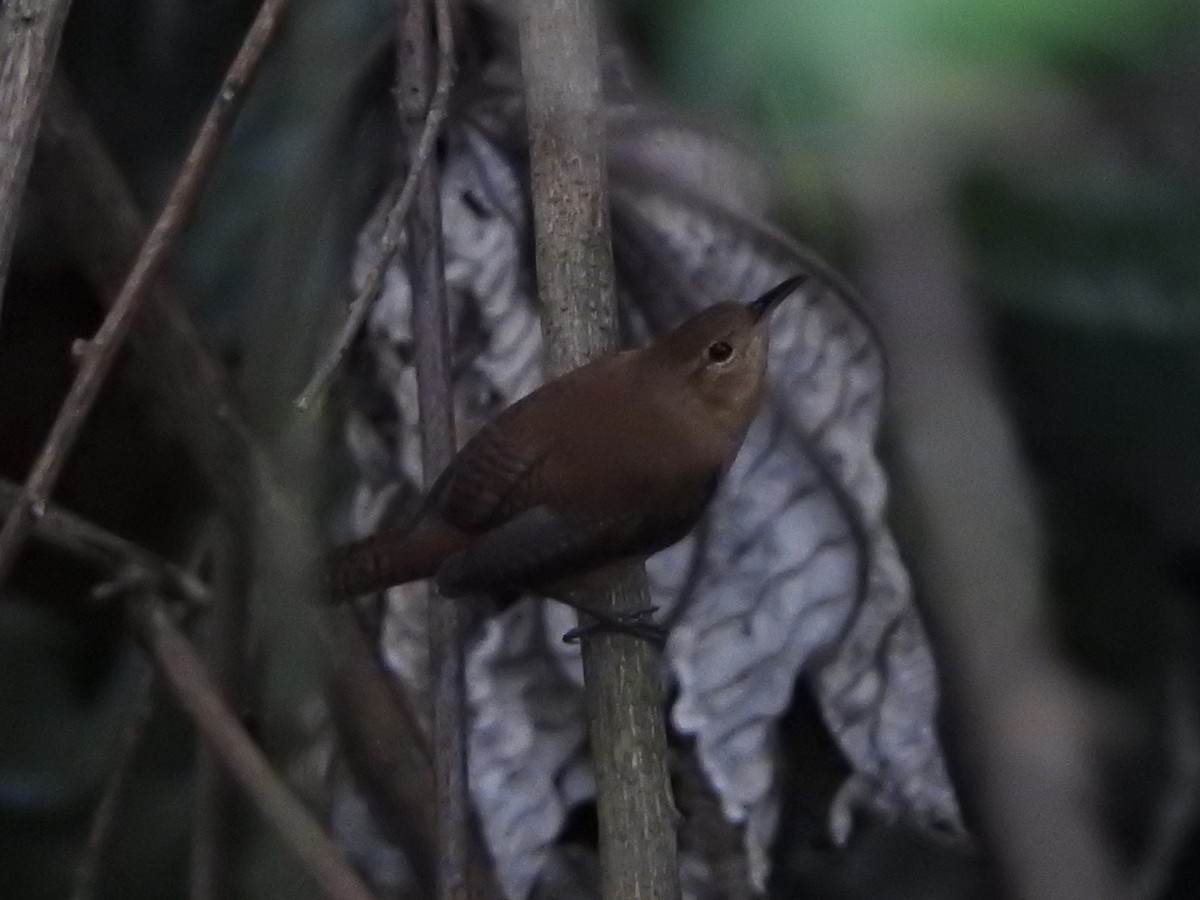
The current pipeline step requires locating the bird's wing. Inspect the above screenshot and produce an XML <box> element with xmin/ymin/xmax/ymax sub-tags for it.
<box><xmin>425</xmin><ymin>421</ymin><xmax>547</xmax><ymax>531</ymax></box>
<box><xmin>434</xmin><ymin>468</ymin><xmax>720</xmax><ymax>596</ymax></box>
<box><xmin>433</xmin><ymin>505</ymin><xmax>646</xmax><ymax>596</ymax></box>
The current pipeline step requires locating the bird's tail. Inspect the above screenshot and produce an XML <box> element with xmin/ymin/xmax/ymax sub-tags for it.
<box><xmin>325</xmin><ymin>521</ymin><xmax>471</xmax><ymax>599</ymax></box>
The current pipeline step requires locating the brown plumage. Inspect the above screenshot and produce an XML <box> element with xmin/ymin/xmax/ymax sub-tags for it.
<box><xmin>327</xmin><ymin>275</ymin><xmax>807</xmax><ymax>637</ymax></box>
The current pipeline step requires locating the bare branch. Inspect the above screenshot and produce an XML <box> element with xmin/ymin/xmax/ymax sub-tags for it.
<box><xmin>72</xmin><ymin>527</ymin><xmax>216</xmax><ymax>900</ymax></box>
<box><xmin>32</xmin><ymin>72</ymin><xmax>263</xmax><ymax>514</ymax></box>
<box><xmin>34</xmin><ymin>71</ymin><xmax>287</xmax><ymax>526</ymax></box>
<box><xmin>27</xmin><ymin>39</ymin><xmax>483</xmax><ymax>900</ymax></box>
<box><xmin>130</xmin><ymin>593</ymin><xmax>379</xmax><ymax>900</ymax></box>
<box><xmin>327</xmin><ymin>608</ymin><xmax>506</xmax><ymax>899</ymax></box>
<box><xmin>515</xmin><ymin>1</ymin><xmax>681</xmax><ymax>897</ymax></box>
<box><xmin>328</xmin><ymin>608</ymin><xmax>438</xmax><ymax>893</ymax></box>
<box><xmin>0</xmin><ymin>0</ymin><xmax>73</xmax><ymax>320</ymax></box>
<box><xmin>0</xmin><ymin>476</ymin><xmax>208</xmax><ymax>604</ymax></box>
<box><xmin>390</xmin><ymin>1</ymin><xmax>477</xmax><ymax>898</ymax></box>
<box><xmin>295</xmin><ymin>0</ymin><xmax>456</xmax><ymax>410</ymax></box>
<box><xmin>0</xmin><ymin>0</ymin><xmax>290</xmax><ymax>592</ymax></box>
<box><xmin>189</xmin><ymin>526</ymin><xmax>252</xmax><ymax>900</ymax></box>
<box><xmin>859</xmin><ymin>193</ymin><xmax>1128</xmax><ymax>900</ymax></box>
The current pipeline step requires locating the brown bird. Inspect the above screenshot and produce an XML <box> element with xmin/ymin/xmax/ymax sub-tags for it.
<box><xmin>327</xmin><ymin>275</ymin><xmax>807</xmax><ymax>642</ymax></box>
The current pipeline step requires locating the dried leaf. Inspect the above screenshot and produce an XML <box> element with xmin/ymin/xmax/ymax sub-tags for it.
<box><xmin>612</xmin><ymin>170</ymin><xmax>964</xmax><ymax>881</ymax></box>
<box><xmin>338</xmin><ymin>55</ymin><xmax>962</xmax><ymax>900</ymax></box>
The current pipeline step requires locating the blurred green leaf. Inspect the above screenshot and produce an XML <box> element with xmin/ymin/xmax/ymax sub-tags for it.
<box><xmin>962</xmin><ymin>168</ymin><xmax>1200</xmax><ymax>332</ymax></box>
<box><xmin>634</xmin><ymin>0</ymin><xmax>1193</xmax><ymax>129</ymax></box>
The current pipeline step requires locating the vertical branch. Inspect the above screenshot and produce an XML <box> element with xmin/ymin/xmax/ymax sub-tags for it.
<box><xmin>0</xmin><ymin>0</ymin><xmax>73</xmax><ymax>320</ymax></box>
<box><xmin>326</xmin><ymin>609</ymin><xmax>506</xmax><ymax>899</ymax></box>
<box><xmin>296</xmin><ymin>14</ymin><xmax>452</xmax><ymax>409</ymax></box>
<box><xmin>860</xmin><ymin>193</ymin><xmax>1128</xmax><ymax>900</ymax></box>
<box><xmin>190</xmin><ymin>527</ymin><xmax>252</xmax><ymax>900</ymax></box>
<box><xmin>516</xmin><ymin>1</ymin><xmax>618</xmax><ymax>372</ymax></box>
<box><xmin>515</xmin><ymin>2</ymin><xmax>681</xmax><ymax>899</ymax></box>
<box><xmin>396</xmin><ymin>1</ymin><xmax>472</xmax><ymax>898</ymax></box>
<box><xmin>328</xmin><ymin>610</ymin><xmax>440</xmax><ymax>895</ymax></box>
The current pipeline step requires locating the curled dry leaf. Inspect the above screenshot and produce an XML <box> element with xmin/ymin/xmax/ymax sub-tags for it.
<box><xmin>338</xmin><ymin>44</ymin><xmax>962</xmax><ymax>900</ymax></box>
<box><xmin>610</xmin><ymin>168</ymin><xmax>964</xmax><ymax>883</ymax></box>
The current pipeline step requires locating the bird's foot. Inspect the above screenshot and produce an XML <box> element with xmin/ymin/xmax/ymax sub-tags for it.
<box><xmin>561</xmin><ymin>606</ymin><xmax>665</xmax><ymax>648</ymax></box>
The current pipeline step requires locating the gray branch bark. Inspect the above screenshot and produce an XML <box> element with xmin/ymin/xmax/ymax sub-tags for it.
<box><xmin>0</xmin><ymin>0</ymin><xmax>73</xmax><ymax>322</ymax></box>
<box><xmin>395</xmin><ymin>0</ymin><xmax>474</xmax><ymax>897</ymax></box>
<box><xmin>515</xmin><ymin>2</ymin><xmax>681</xmax><ymax>898</ymax></box>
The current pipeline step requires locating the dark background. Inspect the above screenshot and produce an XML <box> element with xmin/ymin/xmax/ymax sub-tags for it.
<box><xmin>2</xmin><ymin>0</ymin><xmax>1199</xmax><ymax>897</ymax></box>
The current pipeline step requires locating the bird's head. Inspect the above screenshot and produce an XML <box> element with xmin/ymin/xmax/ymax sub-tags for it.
<box><xmin>647</xmin><ymin>275</ymin><xmax>807</xmax><ymax>435</ymax></box>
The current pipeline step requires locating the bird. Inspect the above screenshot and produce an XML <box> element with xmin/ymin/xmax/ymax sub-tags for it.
<box><xmin>327</xmin><ymin>274</ymin><xmax>808</xmax><ymax>643</ymax></box>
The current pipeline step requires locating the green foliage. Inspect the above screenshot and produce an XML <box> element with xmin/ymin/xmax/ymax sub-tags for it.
<box><xmin>962</xmin><ymin>168</ymin><xmax>1200</xmax><ymax>331</ymax></box>
<box><xmin>624</xmin><ymin>0</ymin><xmax>1195</xmax><ymax>137</ymax></box>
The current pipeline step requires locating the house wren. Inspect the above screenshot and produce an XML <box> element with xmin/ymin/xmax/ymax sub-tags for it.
<box><xmin>327</xmin><ymin>275</ymin><xmax>807</xmax><ymax>641</ymax></box>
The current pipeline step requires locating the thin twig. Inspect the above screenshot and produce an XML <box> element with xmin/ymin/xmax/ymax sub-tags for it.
<box><xmin>129</xmin><ymin>593</ymin><xmax>379</xmax><ymax>900</ymax></box>
<box><xmin>189</xmin><ymin>525</ymin><xmax>252</xmax><ymax>900</ymax></box>
<box><xmin>69</xmin><ymin>666</ymin><xmax>157</xmax><ymax>900</ymax></box>
<box><xmin>0</xmin><ymin>0</ymin><xmax>74</xmax><ymax>320</ymax></box>
<box><xmin>674</xmin><ymin>745</ymin><xmax>755</xmax><ymax>900</ymax></box>
<box><xmin>0</xmin><ymin>0</ymin><xmax>290</xmax><ymax>593</ymax></box>
<box><xmin>391</xmin><ymin>1</ymin><xmax>473</xmax><ymax>897</ymax></box>
<box><xmin>30</xmin><ymin>50</ymin><xmax>468</xmax><ymax>899</ymax></box>
<box><xmin>32</xmin><ymin>74</ymin><xmax>264</xmax><ymax>515</ymax></box>
<box><xmin>0</xmin><ymin>476</ymin><xmax>208</xmax><ymax>604</ymax></box>
<box><xmin>327</xmin><ymin>608</ymin><xmax>506</xmax><ymax>899</ymax></box>
<box><xmin>72</xmin><ymin>527</ymin><xmax>216</xmax><ymax>900</ymax></box>
<box><xmin>515</xmin><ymin>1</ymin><xmax>681</xmax><ymax>898</ymax></box>
<box><xmin>294</xmin><ymin>0</ymin><xmax>456</xmax><ymax>410</ymax></box>
<box><xmin>329</xmin><ymin>608</ymin><xmax>438</xmax><ymax>894</ymax></box>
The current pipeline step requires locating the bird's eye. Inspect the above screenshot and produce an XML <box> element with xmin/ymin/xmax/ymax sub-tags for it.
<box><xmin>706</xmin><ymin>341</ymin><xmax>734</xmax><ymax>363</ymax></box>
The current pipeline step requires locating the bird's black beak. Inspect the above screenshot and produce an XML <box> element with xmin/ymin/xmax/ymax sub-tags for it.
<box><xmin>747</xmin><ymin>274</ymin><xmax>807</xmax><ymax>323</ymax></box>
